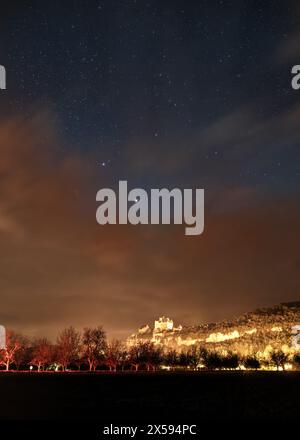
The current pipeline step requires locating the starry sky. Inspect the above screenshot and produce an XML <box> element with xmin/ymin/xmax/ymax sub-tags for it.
<box><xmin>0</xmin><ymin>0</ymin><xmax>299</xmax><ymax>339</ymax></box>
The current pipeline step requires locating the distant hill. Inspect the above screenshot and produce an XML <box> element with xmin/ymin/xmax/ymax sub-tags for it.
<box><xmin>126</xmin><ymin>302</ymin><xmax>300</xmax><ymax>357</ymax></box>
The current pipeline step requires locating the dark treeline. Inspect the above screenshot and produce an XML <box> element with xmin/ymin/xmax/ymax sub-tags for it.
<box><xmin>1</xmin><ymin>327</ymin><xmax>300</xmax><ymax>372</ymax></box>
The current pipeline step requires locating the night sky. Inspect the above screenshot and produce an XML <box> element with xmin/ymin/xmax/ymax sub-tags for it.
<box><xmin>0</xmin><ymin>0</ymin><xmax>299</xmax><ymax>339</ymax></box>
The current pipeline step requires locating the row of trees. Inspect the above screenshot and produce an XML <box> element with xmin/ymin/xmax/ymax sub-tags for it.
<box><xmin>0</xmin><ymin>327</ymin><xmax>107</xmax><ymax>371</ymax></box>
<box><xmin>1</xmin><ymin>328</ymin><xmax>299</xmax><ymax>372</ymax></box>
<box><xmin>159</xmin><ymin>346</ymin><xmax>300</xmax><ymax>371</ymax></box>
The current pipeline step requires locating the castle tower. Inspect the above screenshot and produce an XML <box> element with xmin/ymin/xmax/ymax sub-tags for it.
<box><xmin>154</xmin><ymin>317</ymin><xmax>173</xmax><ymax>332</ymax></box>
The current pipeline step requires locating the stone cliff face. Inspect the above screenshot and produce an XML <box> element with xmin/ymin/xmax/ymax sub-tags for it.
<box><xmin>126</xmin><ymin>302</ymin><xmax>300</xmax><ymax>357</ymax></box>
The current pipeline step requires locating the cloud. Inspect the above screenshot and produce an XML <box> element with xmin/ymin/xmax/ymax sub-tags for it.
<box><xmin>0</xmin><ymin>109</ymin><xmax>299</xmax><ymax>341</ymax></box>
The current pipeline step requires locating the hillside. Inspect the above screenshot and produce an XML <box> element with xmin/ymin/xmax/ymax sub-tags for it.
<box><xmin>126</xmin><ymin>302</ymin><xmax>300</xmax><ymax>357</ymax></box>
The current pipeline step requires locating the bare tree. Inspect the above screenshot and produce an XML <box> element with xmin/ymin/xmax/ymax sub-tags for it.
<box><xmin>178</xmin><ymin>351</ymin><xmax>190</xmax><ymax>369</ymax></box>
<box><xmin>164</xmin><ymin>350</ymin><xmax>178</xmax><ymax>370</ymax></box>
<box><xmin>119</xmin><ymin>347</ymin><xmax>129</xmax><ymax>371</ymax></box>
<box><xmin>201</xmin><ymin>350</ymin><xmax>222</xmax><ymax>370</ymax></box>
<box><xmin>82</xmin><ymin>326</ymin><xmax>106</xmax><ymax>371</ymax></box>
<box><xmin>270</xmin><ymin>349</ymin><xmax>288</xmax><ymax>371</ymax></box>
<box><xmin>243</xmin><ymin>355</ymin><xmax>260</xmax><ymax>370</ymax></box>
<box><xmin>142</xmin><ymin>342</ymin><xmax>162</xmax><ymax>371</ymax></box>
<box><xmin>0</xmin><ymin>330</ymin><xmax>22</xmax><ymax>371</ymax></box>
<box><xmin>105</xmin><ymin>339</ymin><xmax>124</xmax><ymax>371</ymax></box>
<box><xmin>129</xmin><ymin>343</ymin><xmax>143</xmax><ymax>371</ymax></box>
<box><xmin>56</xmin><ymin>327</ymin><xmax>81</xmax><ymax>371</ymax></box>
<box><xmin>128</xmin><ymin>341</ymin><xmax>161</xmax><ymax>371</ymax></box>
<box><xmin>222</xmin><ymin>352</ymin><xmax>240</xmax><ymax>369</ymax></box>
<box><xmin>186</xmin><ymin>346</ymin><xmax>200</xmax><ymax>370</ymax></box>
<box><xmin>31</xmin><ymin>338</ymin><xmax>53</xmax><ymax>371</ymax></box>
<box><xmin>294</xmin><ymin>354</ymin><xmax>300</xmax><ymax>369</ymax></box>
<box><xmin>12</xmin><ymin>334</ymin><xmax>31</xmax><ymax>370</ymax></box>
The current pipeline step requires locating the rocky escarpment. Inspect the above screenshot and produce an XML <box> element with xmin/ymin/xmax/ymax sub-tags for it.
<box><xmin>126</xmin><ymin>302</ymin><xmax>300</xmax><ymax>357</ymax></box>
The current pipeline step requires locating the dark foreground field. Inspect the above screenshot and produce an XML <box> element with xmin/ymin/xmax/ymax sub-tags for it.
<box><xmin>0</xmin><ymin>371</ymin><xmax>299</xmax><ymax>422</ymax></box>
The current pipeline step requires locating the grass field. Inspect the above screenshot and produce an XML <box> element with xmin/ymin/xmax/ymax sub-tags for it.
<box><xmin>0</xmin><ymin>371</ymin><xmax>299</xmax><ymax>422</ymax></box>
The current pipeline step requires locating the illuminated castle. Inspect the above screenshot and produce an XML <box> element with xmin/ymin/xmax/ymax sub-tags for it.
<box><xmin>154</xmin><ymin>317</ymin><xmax>174</xmax><ymax>332</ymax></box>
<box><xmin>127</xmin><ymin>317</ymin><xmax>182</xmax><ymax>347</ymax></box>
<box><xmin>126</xmin><ymin>303</ymin><xmax>300</xmax><ymax>354</ymax></box>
